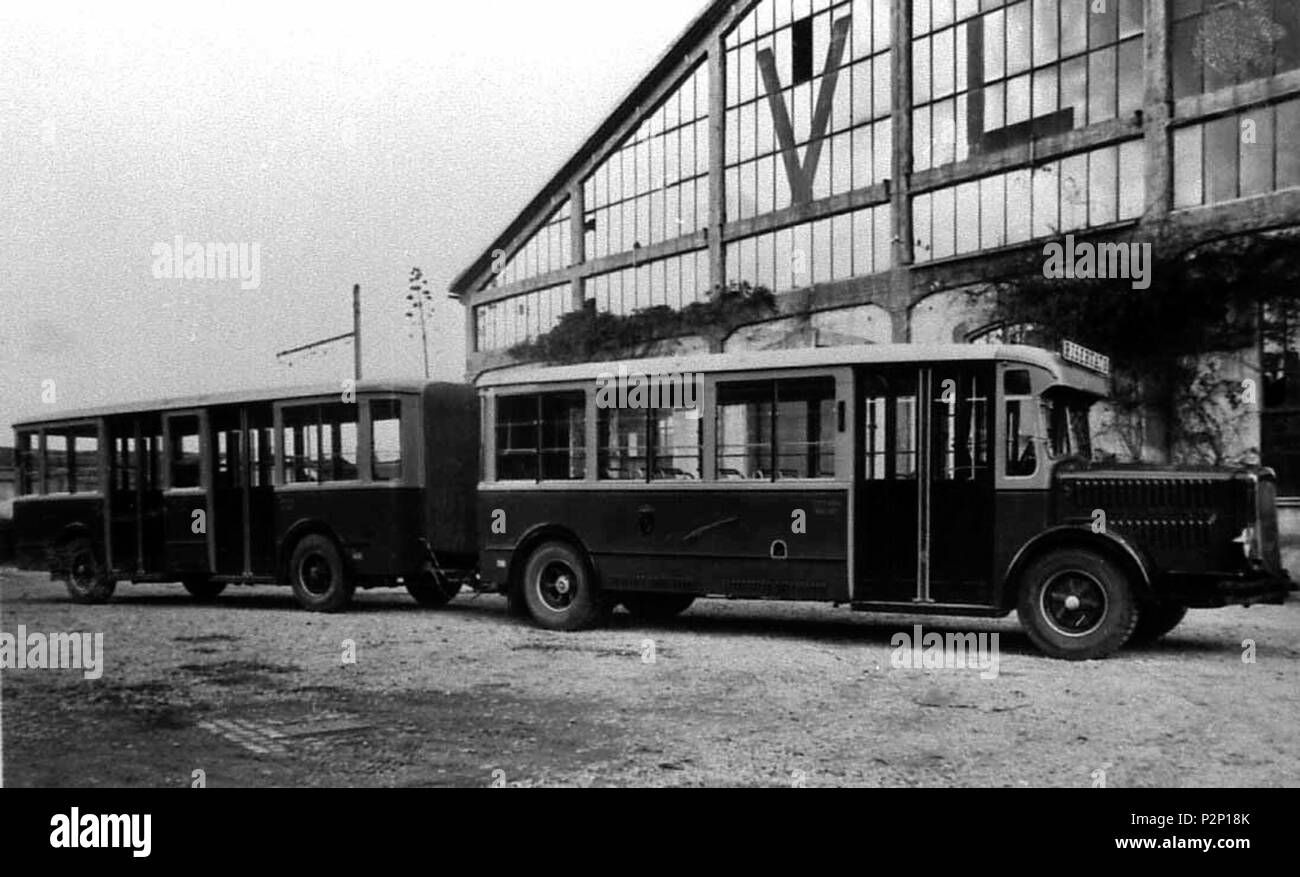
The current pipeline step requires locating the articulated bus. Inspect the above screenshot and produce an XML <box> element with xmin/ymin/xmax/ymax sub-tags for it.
<box><xmin>477</xmin><ymin>344</ymin><xmax>1295</xmax><ymax>659</ymax></box>
<box><xmin>11</xmin><ymin>381</ymin><xmax>478</xmax><ymax>611</ymax></box>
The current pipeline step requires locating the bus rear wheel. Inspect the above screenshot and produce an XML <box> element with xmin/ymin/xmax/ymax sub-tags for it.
<box><xmin>289</xmin><ymin>535</ymin><xmax>354</xmax><ymax>613</ymax></box>
<box><xmin>620</xmin><ymin>592</ymin><xmax>695</xmax><ymax>621</ymax></box>
<box><xmin>1130</xmin><ymin>603</ymin><xmax>1188</xmax><ymax>644</ymax></box>
<box><xmin>406</xmin><ymin>571</ymin><xmax>461</xmax><ymax>608</ymax></box>
<box><xmin>60</xmin><ymin>537</ymin><xmax>116</xmax><ymax>604</ymax></box>
<box><xmin>183</xmin><ymin>578</ymin><xmax>227</xmax><ymax>601</ymax></box>
<box><xmin>521</xmin><ymin>542</ymin><xmax>607</xmax><ymax>631</ymax></box>
<box><xmin>1016</xmin><ymin>549</ymin><xmax>1139</xmax><ymax>660</ymax></box>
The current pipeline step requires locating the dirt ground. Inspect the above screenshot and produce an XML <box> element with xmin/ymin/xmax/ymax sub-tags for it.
<box><xmin>2</xmin><ymin>566</ymin><xmax>1298</xmax><ymax>788</ymax></box>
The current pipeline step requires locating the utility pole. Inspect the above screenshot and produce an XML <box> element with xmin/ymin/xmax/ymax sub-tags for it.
<box><xmin>276</xmin><ymin>285</ymin><xmax>362</xmax><ymax>382</ymax></box>
<box><xmin>353</xmin><ymin>284</ymin><xmax>362</xmax><ymax>382</ymax></box>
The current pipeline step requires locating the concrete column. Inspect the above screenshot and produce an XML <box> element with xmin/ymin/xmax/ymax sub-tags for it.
<box><xmin>889</xmin><ymin>0</ymin><xmax>915</xmax><ymax>341</ymax></box>
<box><xmin>709</xmin><ymin>34</ymin><xmax>727</xmax><ymax>303</ymax></box>
<box><xmin>1143</xmin><ymin>0</ymin><xmax>1173</xmax><ymax>222</ymax></box>
<box><xmin>569</xmin><ymin>182</ymin><xmax>586</xmax><ymax>310</ymax></box>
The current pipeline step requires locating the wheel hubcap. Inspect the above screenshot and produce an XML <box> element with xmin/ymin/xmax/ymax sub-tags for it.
<box><xmin>1041</xmin><ymin>571</ymin><xmax>1108</xmax><ymax>638</ymax></box>
<box><xmin>537</xmin><ymin>562</ymin><xmax>577</xmax><ymax>612</ymax></box>
<box><xmin>300</xmin><ymin>554</ymin><xmax>333</xmax><ymax>596</ymax></box>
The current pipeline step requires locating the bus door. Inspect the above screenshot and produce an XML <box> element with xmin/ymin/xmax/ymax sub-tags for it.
<box><xmin>925</xmin><ymin>365</ymin><xmax>996</xmax><ymax>605</ymax></box>
<box><xmin>107</xmin><ymin>417</ymin><xmax>142</xmax><ymax>575</ymax></box>
<box><xmin>246</xmin><ymin>406</ymin><xmax>276</xmax><ymax>574</ymax></box>
<box><xmin>211</xmin><ymin>407</ymin><xmax>248</xmax><ymax>576</ymax></box>
<box><xmin>855</xmin><ymin>368</ymin><xmax>920</xmax><ymax>602</ymax></box>
<box><xmin>163</xmin><ymin>410</ymin><xmax>212</xmax><ymax>573</ymax></box>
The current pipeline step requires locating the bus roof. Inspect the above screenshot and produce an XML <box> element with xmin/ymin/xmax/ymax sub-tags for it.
<box><xmin>13</xmin><ymin>380</ymin><xmax>432</xmax><ymax>430</ymax></box>
<box><xmin>475</xmin><ymin>344</ymin><xmax>1111</xmax><ymax>395</ymax></box>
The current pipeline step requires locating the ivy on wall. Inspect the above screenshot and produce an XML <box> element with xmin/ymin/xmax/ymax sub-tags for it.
<box><xmin>508</xmin><ymin>281</ymin><xmax>777</xmax><ymax>364</ymax></box>
<box><xmin>981</xmin><ymin>231</ymin><xmax>1300</xmax><ymax>464</ymax></box>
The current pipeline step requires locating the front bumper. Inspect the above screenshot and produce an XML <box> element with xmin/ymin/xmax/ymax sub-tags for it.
<box><xmin>1160</xmin><ymin>570</ymin><xmax>1297</xmax><ymax>608</ymax></box>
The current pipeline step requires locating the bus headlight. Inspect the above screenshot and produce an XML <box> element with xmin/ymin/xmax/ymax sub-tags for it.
<box><xmin>1233</xmin><ymin>526</ymin><xmax>1260</xmax><ymax>562</ymax></box>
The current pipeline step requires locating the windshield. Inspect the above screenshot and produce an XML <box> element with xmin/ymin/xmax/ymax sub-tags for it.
<box><xmin>1043</xmin><ymin>390</ymin><xmax>1095</xmax><ymax>461</ymax></box>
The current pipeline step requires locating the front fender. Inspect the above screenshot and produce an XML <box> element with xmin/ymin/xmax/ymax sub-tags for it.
<box><xmin>1003</xmin><ymin>525</ymin><xmax>1156</xmax><ymax>607</ymax></box>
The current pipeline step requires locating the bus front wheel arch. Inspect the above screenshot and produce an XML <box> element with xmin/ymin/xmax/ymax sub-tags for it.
<box><xmin>519</xmin><ymin>540</ymin><xmax>610</xmax><ymax>631</ymax></box>
<box><xmin>1015</xmin><ymin>548</ymin><xmax>1140</xmax><ymax>660</ymax></box>
<box><xmin>287</xmin><ymin>533</ymin><xmax>355</xmax><ymax>613</ymax></box>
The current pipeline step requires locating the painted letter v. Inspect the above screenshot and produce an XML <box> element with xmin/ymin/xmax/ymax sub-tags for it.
<box><xmin>756</xmin><ymin>16</ymin><xmax>852</xmax><ymax>206</ymax></box>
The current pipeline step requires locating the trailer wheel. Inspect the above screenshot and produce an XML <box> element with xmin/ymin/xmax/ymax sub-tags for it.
<box><xmin>1016</xmin><ymin>549</ymin><xmax>1139</xmax><ymax>660</ymax></box>
<box><xmin>620</xmin><ymin>592</ymin><xmax>695</xmax><ymax>621</ymax></box>
<box><xmin>60</xmin><ymin>537</ymin><xmax>116</xmax><ymax>604</ymax></box>
<box><xmin>521</xmin><ymin>541</ymin><xmax>607</xmax><ymax>631</ymax></box>
<box><xmin>1129</xmin><ymin>603</ymin><xmax>1188</xmax><ymax>644</ymax></box>
<box><xmin>406</xmin><ymin>571</ymin><xmax>461</xmax><ymax>608</ymax></box>
<box><xmin>183</xmin><ymin>578</ymin><xmax>227</xmax><ymax>601</ymax></box>
<box><xmin>289</xmin><ymin>534</ymin><xmax>354</xmax><ymax>613</ymax></box>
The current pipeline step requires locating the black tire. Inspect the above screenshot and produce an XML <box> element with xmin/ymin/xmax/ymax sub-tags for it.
<box><xmin>620</xmin><ymin>592</ymin><xmax>695</xmax><ymax>621</ymax></box>
<box><xmin>182</xmin><ymin>578</ymin><xmax>227</xmax><ymax>601</ymax></box>
<box><xmin>406</xmin><ymin>571</ymin><xmax>460</xmax><ymax>608</ymax></box>
<box><xmin>1016</xmin><ymin>549</ymin><xmax>1139</xmax><ymax>660</ymax></box>
<box><xmin>288</xmin><ymin>534</ymin><xmax>354</xmax><ymax>613</ymax></box>
<box><xmin>521</xmin><ymin>541</ymin><xmax>608</xmax><ymax>631</ymax></box>
<box><xmin>59</xmin><ymin>537</ymin><xmax>116</xmax><ymax>604</ymax></box>
<box><xmin>1130</xmin><ymin>603</ymin><xmax>1188</xmax><ymax>644</ymax></box>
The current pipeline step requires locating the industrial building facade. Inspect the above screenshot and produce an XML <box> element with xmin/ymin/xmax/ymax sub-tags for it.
<box><xmin>450</xmin><ymin>1</ymin><xmax>1300</xmax><ymax>497</ymax></box>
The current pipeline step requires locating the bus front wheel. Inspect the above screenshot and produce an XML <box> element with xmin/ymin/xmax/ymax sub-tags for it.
<box><xmin>1016</xmin><ymin>549</ymin><xmax>1139</xmax><ymax>660</ymax></box>
<box><xmin>289</xmin><ymin>535</ymin><xmax>355</xmax><ymax>613</ymax></box>
<box><xmin>521</xmin><ymin>542</ymin><xmax>607</xmax><ymax>631</ymax></box>
<box><xmin>1129</xmin><ymin>602</ymin><xmax>1188</xmax><ymax>644</ymax></box>
<box><xmin>60</xmin><ymin>537</ymin><xmax>116</xmax><ymax>604</ymax></box>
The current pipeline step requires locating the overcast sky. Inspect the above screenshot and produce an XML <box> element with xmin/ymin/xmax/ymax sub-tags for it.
<box><xmin>0</xmin><ymin>0</ymin><xmax>705</xmax><ymax>436</ymax></box>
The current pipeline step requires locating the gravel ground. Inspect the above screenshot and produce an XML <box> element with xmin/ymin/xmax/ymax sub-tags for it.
<box><xmin>2</xmin><ymin>566</ymin><xmax>1298</xmax><ymax>788</ymax></box>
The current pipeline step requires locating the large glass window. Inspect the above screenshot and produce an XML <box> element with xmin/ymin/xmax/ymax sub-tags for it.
<box><xmin>1172</xmin><ymin>0</ymin><xmax>1300</xmax><ymax>99</ymax></box>
<box><xmin>495</xmin><ymin>392</ymin><xmax>587</xmax><ymax>482</ymax></box>
<box><xmin>913</xmin><ymin>139</ymin><xmax>1143</xmax><ymax>262</ymax></box>
<box><xmin>716</xmin><ymin>376</ymin><xmax>837</xmax><ymax>481</ymax></box>
<box><xmin>726</xmin><ymin>0</ymin><xmax>893</xmax><ymax>222</ymax></box>
<box><xmin>1173</xmin><ymin>97</ymin><xmax>1300</xmax><ymax>209</ymax></box>
<box><xmin>475</xmin><ymin>283</ymin><xmax>572</xmax><ymax>352</ymax></box>
<box><xmin>912</xmin><ymin>0</ymin><xmax>1144</xmax><ymax>171</ymax></box>
<box><xmin>584</xmin><ymin>63</ymin><xmax>710</xmax><ymax>261</ymax></box>
<box><xmin>17</xmin><ymin>431</ymin><xmax>38</xmax><ymax>496</ymax></box>
<box><xmin>587</xmin><ymin>249</ymin><xmax>710</xmax><ymax>316</ymax></box>
<box><xmin>727</xmin><ymin>204</ymin><xmax>892</xmax><ymax>292</ymax></box>
<box><xmin>490</xmin><ymin>200</ymin><xmax>572</xmax><ymax>288</ymax></box>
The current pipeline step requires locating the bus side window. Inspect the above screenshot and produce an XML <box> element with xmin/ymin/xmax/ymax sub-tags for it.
<box><xmin>598</xmin><ymin>407</ymin><xmax>646</xmax><ymax>481</ymax></box>
<box><xmin>1004</xmin><ymin>369</ymin><xmax>1038</xmax><ymax>478</ymax></box>
<box><xmin>45</xmin><ymin>432</ymin><xmax>70</xmax><ymax>493</ymax></box>
<box><xmin>320</xmin><ymin>403</ymin><xmax>359</xmax><ymax>483</ymax></box>
<box><xmin>17</xmin><ymin>432</ymin><xmax>39</xmax><ymax>495</ymax></box>
<box><xmin>371</xmin><ymin>400</ymin><xmax>402</xmax><ymax>482</ymax></box>
<box><xmin>168</xmin><ymin>416</ymin><xmax>202</xmax><ymax>489</ymax></box>
<box><xmin>716</xmin><ymin>381</ymin><xmax>773</xmax><ymax>481</ymax></box>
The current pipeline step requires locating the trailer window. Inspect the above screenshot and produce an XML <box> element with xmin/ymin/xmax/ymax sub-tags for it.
<box><xmin>371</xmin><ymin>399</ymin><xmax>403</xmax><ymax>482</ymax></box>
<box><xmin>17</xmin><ymin>432</ymin><xmax>38</xmax><ymax>495</ymax></box>
<box><xmin>282</xmin><ymin>403</ymin><xmax>360</xmax><ymax>484</ymax></box>
<box><xmin>169</xmin><ymin>416</ymin><xmax>202</xmax><ymax>489</ymax></box>
<box><xmin>45</xmin><ymin>433</ymin><xmax>69</xmax><ymax>493</ymax></box>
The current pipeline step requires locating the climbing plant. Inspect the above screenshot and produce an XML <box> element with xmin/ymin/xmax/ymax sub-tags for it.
<box><xmin>508</xmin><ymin>281</ymin><xmax>777</xmax><ymax>365</ymax></box>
